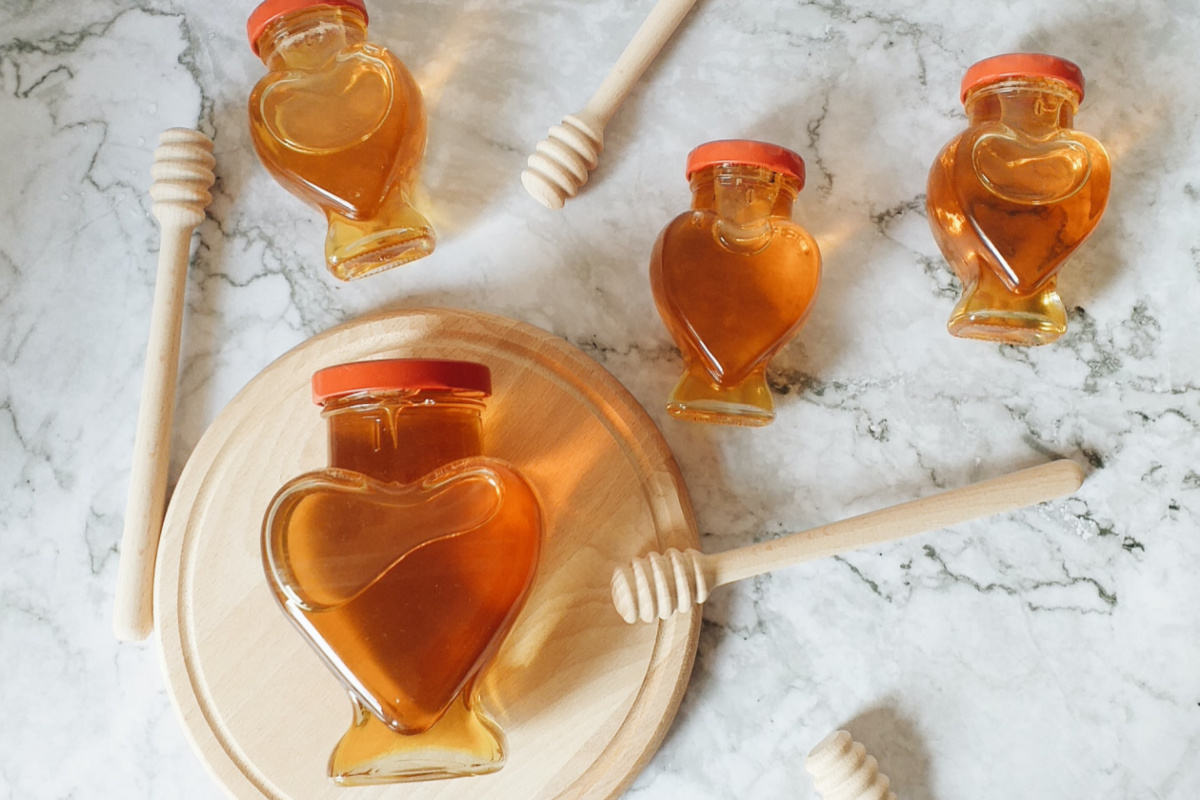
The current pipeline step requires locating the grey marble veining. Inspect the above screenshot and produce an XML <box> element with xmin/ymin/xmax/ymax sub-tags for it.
<box><xmin>2</xmin><ymin>0</ymin><xmax>1198</xmax><ymax>797</ymax></box>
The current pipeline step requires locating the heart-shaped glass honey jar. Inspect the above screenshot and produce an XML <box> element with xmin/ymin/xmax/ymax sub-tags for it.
<box><xmin>926</xmin><ymin>53</ymin><xmax>1111</xmax><ymax>345</ymax></box>
<box><xmin>262</xmin><ymin>359</ymin><xmax>541</xmax><ymax>784</ymax></box>
<box><xmin>247</xmin><ymin>0</ymin><xmax>434</xmax><ymax>280</ymax></box>
<box><xmin>650</xmin><ymin>140</ymin><xmax>822</xmax><ymax>427</ymax></box>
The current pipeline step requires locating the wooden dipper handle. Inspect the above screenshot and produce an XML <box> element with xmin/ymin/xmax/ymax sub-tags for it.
<box><xmin>113</xmin><ymin>128</ymin><xmax>215</xmax><ymax>642</ymax></box>
<box><xmin>612</xmin><ymin>459</ymin><xmax>1086</xmax><ymax>623</ymax></box>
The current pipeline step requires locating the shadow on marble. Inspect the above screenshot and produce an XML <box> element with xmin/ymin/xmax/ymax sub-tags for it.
<box><xmin>1017</xmin><ymin>12</ymin><xmax>1175</xmax><ymax>312</ymax></box>
<box><xmin>720</xmin><ymin>93</ymin><xmax>872</xmax><ymax>415</ymax></box>
<box><xmin>370</xmin><ymin>2</ymin><xmax>564</xmax><ymax>239</ymax></box>
<box><xmin>404</xmin><ymin>3</ymin><xmax>514</xmax><ymax>239</ymax></box>
<box><xmin>167</xmin><ymin>117</ymin><xmax>244</xmax><ymax>485</ymax></box>
<box><xmin>166</xmin><ymin>116</ymin><xmax>242</xmax><ymax>486</ymax></box>
<box><xmin>844</xmin><ymin>704</ymin><xmax>935</xmax><ymax>800</ymax></box>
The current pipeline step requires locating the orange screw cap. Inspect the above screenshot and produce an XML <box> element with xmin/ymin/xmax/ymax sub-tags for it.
<box><xmin>960</xmin><ymin>53</ymin><xmax>1085</xmax><ymax>104</ymax></box>
<box><xmin>685</xmin><ymin>140</ymin><xmax>806</xmax><ymax>189</ymax></box>
<box><xmin>312</xmin><ymin>359</ymin><xmax>492</xmax><ymax>405</ymax></box>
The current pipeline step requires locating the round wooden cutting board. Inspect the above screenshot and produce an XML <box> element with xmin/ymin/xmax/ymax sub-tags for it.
<box><xmin>154</xmin><ymin>308</ymin><xmax>701</xmax><ymax>800</ymax></box>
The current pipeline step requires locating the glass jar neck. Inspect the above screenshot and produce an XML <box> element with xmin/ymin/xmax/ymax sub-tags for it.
<box><xmin>690</xmin><ymin>165</ymin><xmax>799</xmax><ymax>214</ymax></box>
<box><xmin>322</xmin><ymin>391</ymin><xmax>485</xmax><ymax>484</ymax></box>
<box><xmin>689</xmin><ymin>164</ymin><xmax>799</xmax><ymax>252</ymax></box>
<box><xmin>964</xmin><ymin>78</ymin><xmax>1079</xmax><ymax>136</ymax></box>
<box><xmin>257</xmin><ymin>6</ymin><xmax>368</xmax><ymax>70</ymax></box>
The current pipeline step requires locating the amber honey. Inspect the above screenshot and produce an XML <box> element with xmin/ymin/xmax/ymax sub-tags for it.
<box><xmin>650</xmin><ymin>143</ymin><xmax>821</xmax><ymax>426</ymax></box>
<box><xmin>926</xmin><ymin>55</ymin><xmax>1111</xmax><ymax>345</ymax></box>
<box><xmin>248</xmin><ymin>3</ymin><xmax>434</xmax><ymax>280</ymax></box>
<box><xmin>263</xmin><ymin>361</ymin><xmax>541</xmax><ymax>783</ymax></box>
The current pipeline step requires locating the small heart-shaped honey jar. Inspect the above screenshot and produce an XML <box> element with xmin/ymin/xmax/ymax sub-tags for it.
<box><xmin>927</xmin><ymin>53</ymin><xmax>1111</xmax><ymax>345</ymax></box>
<box><xmin>263</xmin><ymin>359</ymin><xmax>541</xmax><ymax>784</ymax></box>
<box><xmin>650</xmin><ymin>140</ymin><xmax>822</xmax><ymax>426</ymax></box>
<box><xmin>247</xmin><ymin>0</ymin><xmax>434</xmax><ymax>280</ymax></box>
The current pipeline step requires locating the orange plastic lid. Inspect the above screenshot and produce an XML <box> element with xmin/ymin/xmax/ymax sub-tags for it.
<box><xmin>247</xmin><ymin>0</ymin><xmax>368</xmax><ymax>56</ymax></box>
<box><xmin>685</xmin><ymin>140</ymin><xmax>806</xmax><ymax>189</ymax></box>
<box><xmin>960</xmin><ymin>53</ymin><xmax>1085</xmax><ymax>104</ymax></box>
<box><xmin>312</xmin><ymin>359</ymin><xmax>492</xmax><ymax>405</ymax></box>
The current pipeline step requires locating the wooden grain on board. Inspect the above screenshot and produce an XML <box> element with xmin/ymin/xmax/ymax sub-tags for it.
<box><xmin>154</xmin><ymin>308</ymin><xmax>700</xmax><ymax>800</ymax></box>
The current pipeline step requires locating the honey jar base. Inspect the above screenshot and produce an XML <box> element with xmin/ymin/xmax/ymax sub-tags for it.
<box><xmin>666</xmin><ymin>369</ymin><xmax>775</xmax><ymax>427</ymax></box>
<box><xmin>326</xmin><ymin>223</ymin><xmax>436</xmax><ymax>281</ymax></box>
<box><xmin>667</xmin><ymin>401</ymin><xmax>774</xmax><ymax>427</ymax></box>
<box><xmin>947</xmin><ymin>288</ymin><xmax>1067</xmax><ymax>346</ymax></box>
<box><xmin>329</xmin><ymin>692</ymin><xmax>506</xmax><ymax>785</ymax></box>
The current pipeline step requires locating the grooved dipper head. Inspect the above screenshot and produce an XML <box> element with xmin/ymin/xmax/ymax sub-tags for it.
<box><xmin>611</xmin><ymin>547</ymin><xmax>708</xmax><ymax>624</ymax></box>
<box><xmin>806</xmin><ymin>730</ymin><xmax>897</xmax><ymax>800</ymax></box>
<box><xmin>150</xmin><ymin>128</ymin><xmax>216</xmax><ymax>229</ymax></box>
<box><xmin>521</xmin><ymin>115</ymin><xmax>603</xmax><ymax>210</ymax></box>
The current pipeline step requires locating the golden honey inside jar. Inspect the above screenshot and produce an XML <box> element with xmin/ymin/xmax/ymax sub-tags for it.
<box><xmin>247</xmin><ymin>0</ymin><xmax>435</xmax><ymax>280</ymax></box>
<box><xmin>262</xmin><ymin>359</ymin><xmax>541</xmax><ymax>784</ymax></box>
<box><xmin>650</xmin><ymin>139</ymin><xmax>822</xmax><ymax>426</ymax></box>
<box><xmin>926</xmin><ymin>53</ymin><xmax>1111</xmax><ymax>345</ymax></box>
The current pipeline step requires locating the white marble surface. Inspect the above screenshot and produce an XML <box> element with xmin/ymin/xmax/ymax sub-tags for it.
<box><xmin>2</xmin><ymin>0</ymin><xmax>1199</xmax><ymax>797</ymax></box>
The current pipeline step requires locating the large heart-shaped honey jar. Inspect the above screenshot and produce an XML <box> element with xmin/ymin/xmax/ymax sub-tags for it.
<box><xmin>260</xmin><ymin>358</ymin><xmax>542</xmax><ymax>783</ymax></box>
<box><xmin>264</xmin><ymin>460</ymin><xmax>541</xmax><ymax>734</ymax></box>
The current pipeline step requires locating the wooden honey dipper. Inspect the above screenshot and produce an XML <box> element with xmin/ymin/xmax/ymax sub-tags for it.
<box><xmin>521</xmin><ymin>0</ymin><xmax>699</xmax><ymax>209</ymax></box>
<box><xmin>806</xmin><ymin>730</ymin><xmax>897</xmax><ymax>800</ymax></box>
<box><xmin>611</xmin><ymin>459</ymin><xmax>1085</xmax><ymax>623</ymax></box>
<box><xmin>113</xmin><ymin>128</ymin><xmax>215</xmax><ymax>642</ymax></box>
